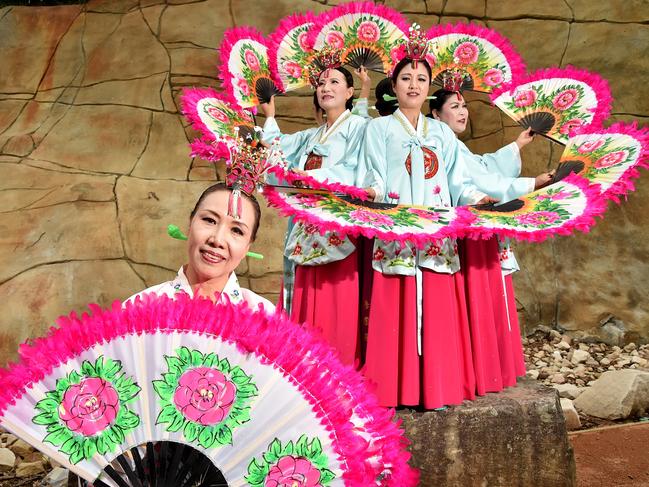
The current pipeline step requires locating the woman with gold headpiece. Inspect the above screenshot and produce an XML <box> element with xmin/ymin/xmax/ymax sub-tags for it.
<box><xmin>259</xmin><ymin>51</ymin><xmax>370</xmax><ymax>368</ymax></box>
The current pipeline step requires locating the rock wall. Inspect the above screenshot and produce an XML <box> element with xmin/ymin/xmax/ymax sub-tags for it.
<box><xmin>1</xmin><ymin>0</ymin><xmax>648</xmax><ymax>364</ymax></box>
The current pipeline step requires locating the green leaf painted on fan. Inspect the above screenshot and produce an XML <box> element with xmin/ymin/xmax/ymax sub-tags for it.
<box><xmin>43</xmin><ymin>426</ymin><xmax>72</xmax><ymax>447</ymax></box>
<box><xmin>215</xmin><ymin>425</ymin><xmax>233</xmax><ymax>445</ymax></box>
<box><xmin>198</xmin><ymin>427</ymin><xmax>217</xmax><ymax>449</ymax></box>
<box><xmin>190</xmin><ymin>349</ymin><xmax>204</xmax><ymax>367</ymax></box>
<box><xmin>82</xmin><ymin>438</ymin><xmax>97</xmax><ymax>460</ymax></box>
<box><xmin>119</xmin><ymin>409</ymin><xmax>140</xmax><ymax>429</ymax></box>
<box><xmin>55</xmin><ymin>378</ymin><xmax>71</xmax><ymax>395</ymax></box>
<box><xmin>165</xmin><ymin>356</ymin><xmax>184</xmax><ymax>375</ymax></box>
<box><xmin>167</xmin><ymin>412</ymin><xmax>185</xmax><ymax>433</ymax></box>
<box><xmin>184</xmin><ymin>421</ymin><xmax>199</xmax><ymax>442</ymax></box>
<box><xmin>81</xmin><ymin>360</ymin><xmax>96</xmax><ymax>377</ymax></box>
<box><xmin>96</xmin><ymin>435</ymin><xmax>109</xmax><ymax>456</ymax></box>
<box><xmin>156</xmin><ymin>404</ymin><xmax>178</xmax><ymax>425</ymax></box>
<box><xmin>177</xmin><ymin>346</ymin><xmax>192</xmax><ymax>365</ymax></box>
<box><xmin>152</xmin><ymin>379</ymin><xmax>174</xmax><ymax>400</ymax></box>
<box><xmin>218</xmin><ymin>357</ymin><xmax>231</xmax><ymax>372</ymax></box>
<box><xmin>320</xmin><ymin>468</ymin><xmax>336</xmax><ymax>484</ymax></box>
<box><xmin>60</xmin><ymin>437</ymin><xmax>79</xmax><ymax>455</ymax></box>
<box><xmin>32</xmin><ymin>411</ymin><xmax>57</xmax><ymax>426</ymax></box>
<box><xmin>69</xmin><ymin>446</ymin><xmax>85</xmax><ymax>465</ymax></box>
<box><xmin>102</xmin><ymin>358</ymin><xmax>122</xmax><ymax>380</ymax></box>
<box><xmin>34</xmin><ymin>397</ymin><xmax>59</xmax><ymax>413</ymax></box>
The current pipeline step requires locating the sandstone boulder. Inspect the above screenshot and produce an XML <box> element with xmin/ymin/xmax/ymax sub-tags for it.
<box><xmin>574</xmin><ymin>370</ymin><xmax>649</xmax><ymax>420</ymax></box>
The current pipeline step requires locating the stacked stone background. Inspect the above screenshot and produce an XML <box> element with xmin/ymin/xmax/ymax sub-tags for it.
<box><xmin>0</xmin><ymin>0</ymin><xmax>648</xmax><ymax>365</ymax></box>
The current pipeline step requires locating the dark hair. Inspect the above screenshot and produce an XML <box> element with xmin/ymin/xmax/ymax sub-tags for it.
<box><xmin>374</xmin><ymin>77</ymin><xmax>397</xmax><ymax>116</ymax></box>
<box><xmin>190</xmin><ymin>182</ymin><xmax>261</xmax><ymax>241</ymax></box>
<box><xmin>428</xmin><ymin>88</ymin><xmax>462</xmax><ymax>115</ymax></box>
<box><xmin>390</xmin><ymin>58</ymin><xmax>432</xmax><ymax>84</ymax></box>
<box><xmin>317</xmin><ymin>66</ymin><xmax>355</xmax><ymax>111</ymax></box>
<box><xmin>312</xmin><ymin>91</ymin><xmax>322</xmax><ymax>114</ymax></box>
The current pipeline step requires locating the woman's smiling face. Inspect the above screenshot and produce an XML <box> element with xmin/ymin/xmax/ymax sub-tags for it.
<box><xmin>316</xmin><ymin>69</ymin><xmax>353</xmax><ymax>112</ymax></box>
<box><xmin>185</xmin><ymin>189</ymin><xmax>255</xmax><ymax>286</ymax></box>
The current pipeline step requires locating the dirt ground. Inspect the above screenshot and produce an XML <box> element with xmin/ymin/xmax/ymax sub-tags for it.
<box><xmin>570</xmin><ymin>422</ymin><xmax>649</xmax><ymax>487</ymax></box>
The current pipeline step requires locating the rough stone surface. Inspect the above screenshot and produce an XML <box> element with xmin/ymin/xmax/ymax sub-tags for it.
<box><xmin>397</xmin><ymin>379</ymin><xmax>575</xmax><ymax>486</ymax></box>
<box><xmin>0</xmin><ymin>447</ymin><xmax>16</xmax><ymax>471</ymax></box>
<box><xmin>560</xmin><ymin>398</ymin><xmax>582</xmax><ymax>430</ymax></box>
<box><xmin>573</xmin><ymin>370</ymin><xmax>649</xmax><ymax>420</ymax></box>
<box><xmin>30</xmin><ymin>105</ymin><xmax>150</xmax><ymax>174</ymax></box>
<box><xmin>15</xmin><ymin>460</ymin><xmax>46</xmax><ymax>477</ymax></box>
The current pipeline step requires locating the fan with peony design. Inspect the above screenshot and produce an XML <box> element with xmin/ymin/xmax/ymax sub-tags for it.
<box><xmin>0</xmin><ymin>295</ymin><xmax>418</xmax><ymax>486</ymax></box>
<box><xmin>268</xmin><ymin>12</ymin><xmax>318</xmax><ymax>93</ymax></box>
<box><xmin>550</xmin><ymin>122</ymin><xmax>649</xmax><ymax>202</ymax></box>
<box><xmin>263</xmin><ymin>173</ymin><xmax>607</xmax><ymax>245</ymax></box>
<box><xmin>425</xmin><ymin>22</ymin><xmax>526</xmax><ymax>93</ymax></box>
<box><xmin>181</xmin><ymin>88</ymin><xmax>257</xmax><ymax>162</ymax></box>
<box><xmin>219</xmin><ymin>27</ymin><xmax>282</xmax><ymax>109</ymax></box>
<box><xmin>308</xmin><ymin>2</ymin><xmax>409</xmax><ymax>74</ymax></box>
<box><xmin>491</xmin><ymin>66</ymin><xmax>612</xmax><ymax>145</ymax></box>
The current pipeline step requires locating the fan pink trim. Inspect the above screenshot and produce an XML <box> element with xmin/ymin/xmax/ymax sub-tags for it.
<box><xmin>0</xmin><ymin>295</ymin><xmax>419</xmax><ymax>486</ymax></box>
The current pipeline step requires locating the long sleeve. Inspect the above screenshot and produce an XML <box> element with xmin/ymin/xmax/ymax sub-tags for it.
<box><xmin>460</xmin><ymin>141</ymin><xmax>535</xmax><ymax>202</ymax></box>
<box><xmin>307</xmin><ymin>117</ymin><xmax>367</xmax><ymax>185</ymax></box>
<box><xmin>358</xmin><ymin>118</ymin><xmax>388</xmax><ymax>202</ymax></box>
<box><xmin>438</xmin><ymin>123</ymin><xmax>486</xmax><ymax>206</ymax></box>
<box><xmin>261</xmin><ymin>117</ymin><xmax>315</xmax><ymax>170</ymax></box>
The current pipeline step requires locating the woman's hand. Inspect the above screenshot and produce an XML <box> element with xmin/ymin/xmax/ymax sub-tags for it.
<box><xmin>476</xmin><ymin>195</ymin><xmax>500</xmax><ymax>205</ymax></box>
<box><xmin>259</xmin><ymin>96</ymin><xmax>276</xmax><ymax>118</ymax></box>
<box><xmin>534</xmin><ymin>171</ymin><xmax>555</xmax><ymax>190</ymax></box>
<box><xmin>515</xmin><ymin>127</ymin><xmax>534</xmax><ymax>149</ymax></box>
<box><xmin>355</xmin><ymin>66</ymin><xmax>372</xmax><ymax>100</ymax></box>
<box><xmin>365</xmin><ymin>187</ymin><xmax>376</xmax><ymax>201</ymax></box>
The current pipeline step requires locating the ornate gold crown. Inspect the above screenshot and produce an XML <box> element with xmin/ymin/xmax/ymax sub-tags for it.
<box><xmin>307</xmin><ymin>45</ymin><xmax>344</xmax><ymax>87</ymax></box>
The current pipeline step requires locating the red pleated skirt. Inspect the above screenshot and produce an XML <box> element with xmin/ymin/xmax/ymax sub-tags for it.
<box><xmin>459</xmin><ymin>237</ymin><xmax>526</xmax><ymax>394</ymax></box>
<box><xmin>363</xmin><ymin>269</ymin><xmax>476</xmax><ymax>409</ymax></box>
<box><xmin>289</xmin><ymin>252</ymin><xmax>361</xmax><ymax>368</ymax></box>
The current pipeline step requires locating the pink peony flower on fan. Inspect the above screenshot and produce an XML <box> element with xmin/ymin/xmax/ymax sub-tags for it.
<box><xmin>297</xmin><ymin>31</ymin><xmax>312</xmax><ymax>51</ymax></box>
<box><xmin>390</xmin><ymin>45</ymin><xmax>406</xmax><ymax>65</ymax></box>
<box><xmin>594</xmin><ymin>150</ymin><xmax>629</xmax><ymax>169</ymax></box>
<box><xmin>513</xmin><ymin>89</ymin><xmax>537</xmax><ymax>108</ymax></box>
<box><xmin>559</xmin><ymin>119</ymin><xmax>584</xmax><ymax>135</ymax></box>
<box><xmin>483</xmin><ymin>68</ymin><xmax>504</xmax><ymax>87</ymax></box>
<box><xmin>284</xmin><ymin>61</ymin><xmax>303</xmax><ymax>80</ymax></box>
<box><xmin>173</xmin><ymin>367</ymin><xmax>236</xmax><ymax>426</ymax></box>
<box><xmin>207</xmin><ymin>106</ymin><xmax>230</xmax><ymax>124</ymax></box>
<box><xmin>265</xmin><ymin>456</ymin><xmax>322</xmax><ymax>487</ymax></box>
<box><xmin>59</xmin><ymin>378</ymin><xmax>120</xmax><ymax>436</ymax></box>
<box><xmin>552</xmin><ymin>89</ymin><xmax>579</xmax><ymax>110</ymax></box>
<box><xmin>325</xmin><ymin>30</ymin><xmax>345</xmax><ymax>49</ymax></box>
<box><xmin>349</xmin><ymin>209</ymin><xmax>394</xmax><ymax>227</ymax></box>
<box><xmin>409</xmin><ymin>208</ymin><xmax>441</xmax><ymax>222</ymax></box>
<box><xmin>453</xmin><ymin>42</ymin><xmax>479</xmax><ymax>64</ymax></box>
<box><xmin>536</xmin><ymin>190</ymin><xmax>572</xmax><ymax>201</ymax></box>
<box><xmin>236</xmin><ymin>76</ymin><xmax>251</xmax><ymax>97</ymax></box>
<box><xmin>516</xmin><ymin>211</ymin><xmax>560</xmax><ymax>226</ymax></box>
<box><xmin>577</xmin><ymin>138</ymin><xmax>605</xmax><ymax>154</ymax></box>
<box><xmin>357</xmin><ymin>21</ymin><xmax>381</xmax><ymax>43</ymax></box>
<box><xmin>244</xmin><ymin>49</ymin><xmax>261</xmax><ymax>72</ymax></box>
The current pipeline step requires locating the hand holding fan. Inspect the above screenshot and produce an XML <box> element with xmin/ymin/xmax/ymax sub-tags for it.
<box><xmin>491</xmin><ymin>66</ymin><xmax>612</xmax><ymax>144</ymax></box>
<box><xmin>268</xmin><ymin>12</ymin><xmax>318</xmax><ymax>92</ymax></box>
<box><xmin>308</xmin><ymin>1</ymin><xmax>409</xmax><ymax>74</ymax></box>
<box><xmin>219</xmin><ymin>27</ymin><xmax>282</xmax><ymax>108</ymax></box>
<box><xmin>425</xmin><ymin>22</ymin><xmax>526</xmax><ymax>93</ymax></box>
<box><xmin>550</xmin><ymin>122</ymin><xmax>649</xmax><ymax>202</ymax></box>
<box><xmin>0</xmin><ymin>295</ymin><xmax>418</xmax><ymax>486</ymax></box>
<box><xmin>181</xmin><ymin>88</ymin><xmax>256</xmax><ymax>161</ymax></box>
